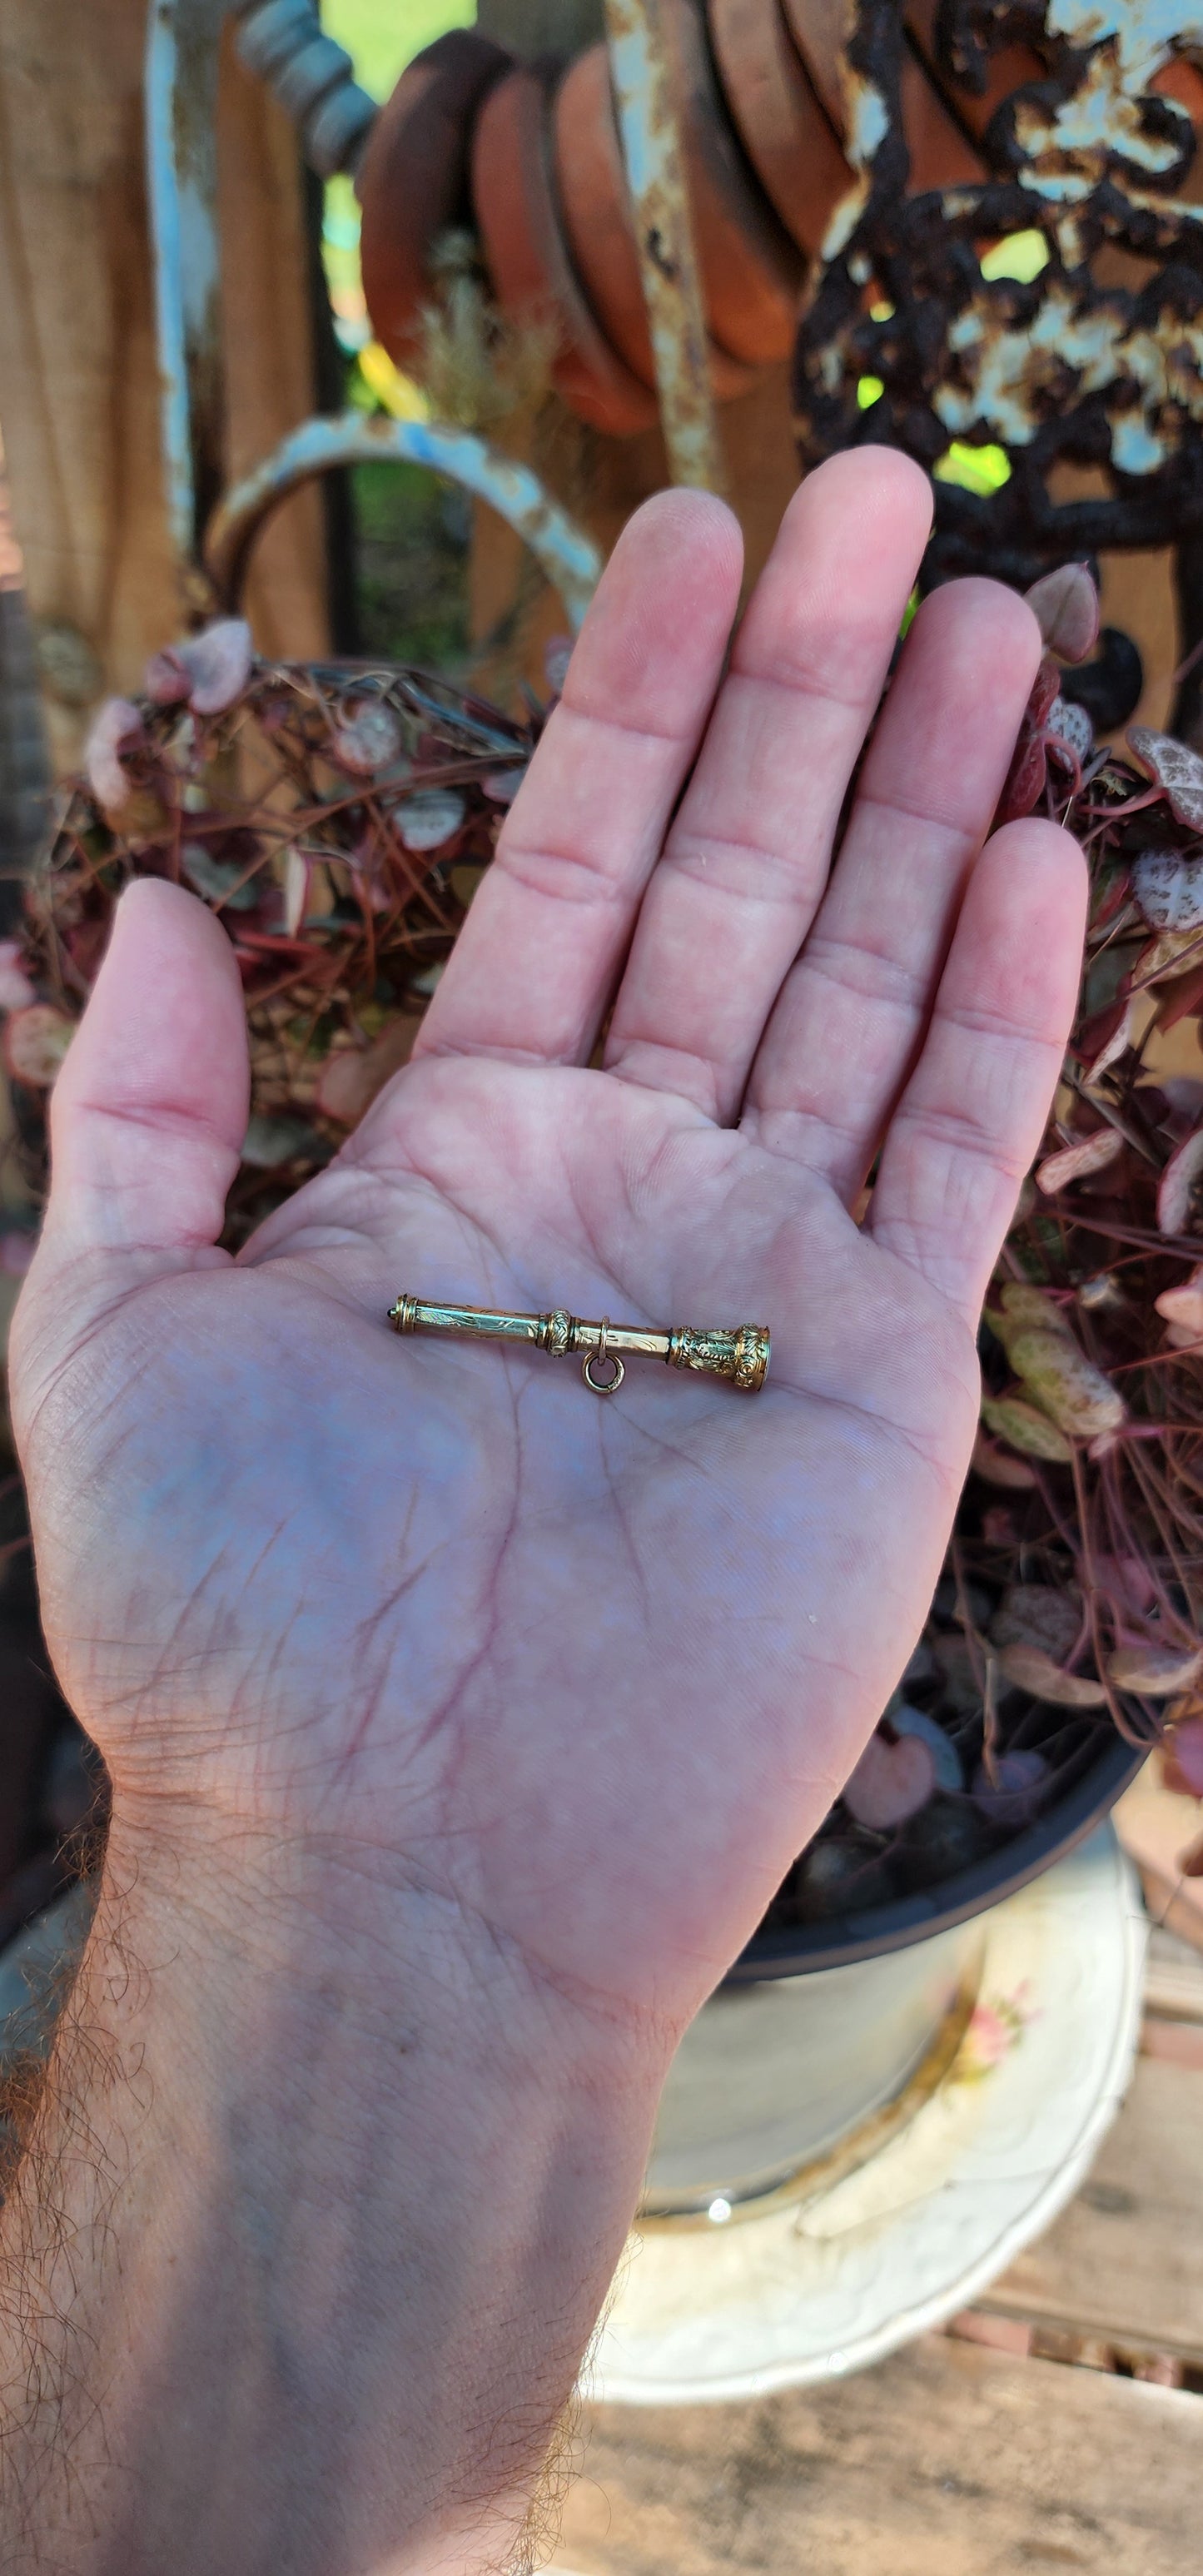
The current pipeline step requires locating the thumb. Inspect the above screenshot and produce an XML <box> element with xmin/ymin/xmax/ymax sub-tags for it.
<box><xmin>32</xmin><ymin>877</ymin><xmax>248</xmax><ymax>1281</ymax></box>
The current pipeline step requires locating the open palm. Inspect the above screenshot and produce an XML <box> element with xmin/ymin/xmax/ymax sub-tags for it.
<box><xmin>11</xmin><ymin>452</ymin><xmax>1084</xmax><ymax>2041</ymax></box>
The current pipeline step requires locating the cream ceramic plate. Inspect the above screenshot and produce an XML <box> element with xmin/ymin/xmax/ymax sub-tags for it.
<box><xmin>591</xmin><ymin>1826</ymin><xmax>1146</xmax><ymax>2404</ymax></box>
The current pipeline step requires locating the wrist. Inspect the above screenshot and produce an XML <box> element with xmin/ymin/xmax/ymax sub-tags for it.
<box><xmin>102</xmin><ymin>1798</ymin><xmax>673</xmax><ymax>2098</ymax></box>
<box><xmin>1</xmin><ymin>1807</ymin><xmax>666</xmax><ymax>2574</ymax></box>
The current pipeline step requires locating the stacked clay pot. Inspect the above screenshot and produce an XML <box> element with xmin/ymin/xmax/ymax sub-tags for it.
<box><xmin>355</xmin><ymin>0</ymin><xmax>1042</xmax><ymax>436</ymax></box>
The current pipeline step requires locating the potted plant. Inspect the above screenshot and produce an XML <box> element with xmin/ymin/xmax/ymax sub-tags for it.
<box><xmin>0</xmin><ymin>625</ymin><xmax>535</xmax><ymax>2091</ymax></box>
<box><xmin>3</xmin><ymin>575</ymin><xmax>1203</xmax><ymax>2229</ymax></box>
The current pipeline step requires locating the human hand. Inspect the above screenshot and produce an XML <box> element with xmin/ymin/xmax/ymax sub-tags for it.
<box><xmin>11</xmin><ymin>449</ymin><xmax>1085</xmax><ymax>2043</ymax></box>
<box><xmin>3</xmin><ymin>450</ymin><xmax>1089</xmax><ymax>2575</ymax></box>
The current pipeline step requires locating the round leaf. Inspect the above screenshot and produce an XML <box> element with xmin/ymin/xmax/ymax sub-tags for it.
<box><xmin>997</xmin><ymin>1643</ymin><xmax>1106</xmax><ymax>1707</ymax></box>
<box><xmin>331</xmin><ymin>704</ymin><xmax>404</xmax><ymax>776</ymax></box>
<box><xmin>84</xmin><ymin>697</ymin><xmax>145</xmax><ymax>816</ymax></box>
<box><xmin>980</xmin><ymin>1395</ymin><xmax>1073</xmax><ymax>1463</ymax></box>
<box><xmin>3</xmin><ymin>1003</ymin><xmax>74</xmax><ymax>1087</ymax></box>
<box><xmin>996</xmin><ymin>1282</ymin><xmax>1075</xmax><ymax>1340</ymax></box>
<box><xmin>1106</xmin><ymin>1643</ymin><xmax>1203</xmax><ymax>1697</ymax></box>
<box><xmin>1132</xmin><ymin>848</ymin><xmax>1203</xmax><ymax>932</ymax></box>
<box><xmin>892</xmin><ymin>1703</ymin><xmax>963</xmax><ymax>1791</ymax></box>
<box><xmin>176</xmin><ymin>619</ymin><xmax>253</xmax><ymax>716</ymax></box>
<box><xmin>1047</xmin><ymin>694</ymin><xmax>1093</xmax><ymax>761</ymax></box>
<box><xmin>843</xmin><ymin>1729</ymin><xmax>937</xmax><ymax>1829</ymax></box>
<box><xmin>1128</xmin><ymin>727</ymin><xmax>1203</xmax><ymax>833</ymax></box>
<box><xmin>1157</xmin><ymin>1130</ymin><xmax>1203</xmax><ymax>1236</ymax></box>
<box><xmin>1156</xmin><ymin>1269</ymin><xmax>1203</xmax><ymax>1336</ymax></box>
<box><xmin>972</xmin><ymin>1749</ymin><xmax>1051</xmax><ymax>1826</ymax></box>
<box><xmin>397</xmin><ymin>791</ymin><xmax>466</xmax><ymax>853</ymax></box>
<box><xmin>1025</xmin><ymin>564</ymin><xmax>1100</xmax><ymax>664</ymax></box>
<box><xmin>991</xmin><ymin>1583</ymin><xmax>1081</xmax><ymax>1666</ymax></box>
<box><xmin>181</xmin><ymin>844</ymin><xmax>261</xmax><ymax>912</ymax></box>
<box><xmin>970</xmin><ymin>1428</ymin><xmax>1038</xmax><ymax>1489</ymax></box>
<box><xmin>1005</xmin><ymin>1328</ymin><xmax>1126</xmax><ymax>1438</ymax></box>
<box><xmin>1036</xmin><ymin>1127</ymin><xmax>1122</xmax><ymax>1195</ymax></box>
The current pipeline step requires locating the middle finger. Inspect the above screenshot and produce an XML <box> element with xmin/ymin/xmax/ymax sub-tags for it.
<box><xmin>603</xmin><ymin>445</ymin><xmax>932</xmax><ymax>1120</ymax></box>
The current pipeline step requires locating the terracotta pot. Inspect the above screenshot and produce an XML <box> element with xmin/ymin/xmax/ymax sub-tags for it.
<box><xmin>708</xmin><ymin>0</ymin><xmax>852</xmax><ymax>255</ymax></box>
<box><xmin>358</xmin><ymin>31</ymin><xmax>513</xmax><ymax>375</ymax></box>
<box><xmin>778</xmin><ymin>0</ymin><xmax>850</xmax><ymax>135</ymax></box>
<box><xmin>472</xmin><ymin>64</ymin><xmax>659</xmax><ymax>438</ymax></box>
<box><xmin>553</xmin><ymin>45</ymin><xmax>755</xmax><ymax>402</ymax></box>
<box><xmin>663</xmin><ymin>0</ymin><xmax>804</xmax><ymax>366</ymax></box>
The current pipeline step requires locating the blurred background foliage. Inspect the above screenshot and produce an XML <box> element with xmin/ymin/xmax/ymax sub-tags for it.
<box><xmin>320</xmin><ymin>4</ymin><xmax>480</xmax><ymax>670</ymax></box>
<box><xmin>324</xmin><ymin>1</ymin><xmax>475</xmax><ymax>105</ymax></box>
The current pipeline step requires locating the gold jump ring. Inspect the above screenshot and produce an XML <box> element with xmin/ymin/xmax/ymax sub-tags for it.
<box><xmin>583</xmin><ymin>1317</ymin><xmax>624</xmax><ymax>1396</ymax></box>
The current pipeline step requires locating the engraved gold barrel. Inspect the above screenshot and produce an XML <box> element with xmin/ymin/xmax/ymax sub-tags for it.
<box><xmin>390</xmin><ymin>1295</ymin><xmax>546</xmax><ymax>1345</ymax></box>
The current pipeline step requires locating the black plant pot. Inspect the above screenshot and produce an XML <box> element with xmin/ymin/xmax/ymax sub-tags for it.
<box><xmin>731</xmin><ymin>1729</ymin><xmax>1146</xmax><ymax>1982</ymax></box>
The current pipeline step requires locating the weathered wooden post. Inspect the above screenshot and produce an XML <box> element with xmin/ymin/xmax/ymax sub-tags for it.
<box><xmin>0</xmin><ymin>0</ymin><xmax>331</xmax><ymax>781</ymax></box>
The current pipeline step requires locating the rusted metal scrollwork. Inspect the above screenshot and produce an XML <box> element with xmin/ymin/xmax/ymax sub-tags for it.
<box><xmin>795</xmin><ymin>2</ymin><xmax>1203</xmax><ymax>595</ymax></box>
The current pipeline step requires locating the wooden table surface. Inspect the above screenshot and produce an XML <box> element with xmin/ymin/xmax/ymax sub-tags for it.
<box><xmin>553</xmin><ymin>1922</ymin><xmax>1203</xmax><ymax>2576</ymax></box>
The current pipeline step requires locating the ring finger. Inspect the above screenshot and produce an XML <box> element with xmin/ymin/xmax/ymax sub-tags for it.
<box><xmin>743</xmin><ymin>572</ymin><xmax>1041</xmax><ymax>1198</ymax></box>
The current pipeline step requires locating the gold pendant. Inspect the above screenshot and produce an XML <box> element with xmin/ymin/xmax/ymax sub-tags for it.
<box><xmin>389</xmin><ymin>1296</ymin><xmax>769</xmax><ymax>1396</ymax></box>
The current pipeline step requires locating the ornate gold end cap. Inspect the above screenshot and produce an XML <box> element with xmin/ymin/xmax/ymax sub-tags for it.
<box><xmin>734</xmin><ymin>1325</ymin><xmax>770</xmax><ymax>1392</ymax></box>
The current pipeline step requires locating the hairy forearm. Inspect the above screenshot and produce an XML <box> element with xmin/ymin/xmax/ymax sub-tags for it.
<box><xmin>0</xmin><ymin>1819</ymin><xmax>664</xmax><ymax>2576</ymax></box>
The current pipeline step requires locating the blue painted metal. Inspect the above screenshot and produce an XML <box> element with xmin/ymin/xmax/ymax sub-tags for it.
<box><xmin>203</xmin><ymin>411</ymin><xmax>604</xmax><ymax>630</ymax></box>
<box><xmin>145</xmin><ymin>0</ymin><xmax>225</xmax><ymax>584</ymax></box>
<box><xmin>230</xmin><ymin>0</ymin><xmax>376</xmax><ymax>176</ymax></box>
<box><xmin>144</xmin><ymin>0</ymin><xmax>377</xmax><ymax>590</ymax></box>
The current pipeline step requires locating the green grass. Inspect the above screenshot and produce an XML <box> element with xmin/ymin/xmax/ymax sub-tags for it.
<box><xmin>352</xmin><ymin>462</ymin><xmax>471</xmax><ymax>668</ymax></box>
<box><xmin>933</xmin><ymin>441</ymin><xmax>1012</xmax><ymax>496</ymax></box>
<box><xmin>320</xmin><ymin>4</ymin><xmax>477</xmax><ymax>343</ymax></box>
<box><xmin>322</xmin><ymin>0</ymin><xmax>476</xmax><ymax>103</ymax></box>
<box><xmin>318</xmin><ymin>8</ymin><xmax>480</xmax><ymax>672</ymax></box>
